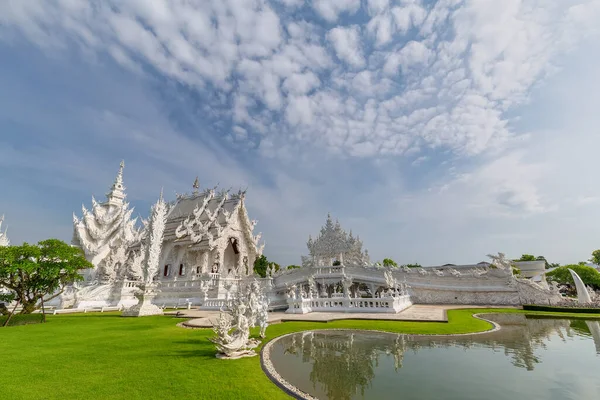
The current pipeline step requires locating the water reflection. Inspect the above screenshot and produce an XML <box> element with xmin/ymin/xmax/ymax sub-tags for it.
<box><xmin>269</xmin><ymin>314</ymin><xmax>600</xmax><ymax>400</ymax></box>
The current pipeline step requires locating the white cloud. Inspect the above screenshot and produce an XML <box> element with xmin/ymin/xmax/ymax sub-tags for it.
<box><xmin>2</xmin><ymin>0</ymin><xmax>599</xmax><ymax>160</ymax></box>
<box><xmin>312</xmin><ymin>0</ymin><xmax>361</xmax><ymax>22</ymax></box>
<box><xmin>282</xmin><ymin>71</ymin><xmax>321</xmax><ymax>94</ymax></box>
<box><xmin>326</xmin><ymin>25</ymin><xmax>364</xmax><ymax>67</ymax></box>
<box><xmin>2</xmin><ymin>0</ymin><xmax>600</xmax><ymax>267</ymax></box>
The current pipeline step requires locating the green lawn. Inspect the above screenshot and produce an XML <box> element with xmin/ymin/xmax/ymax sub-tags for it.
<box><xmin>1</xmin><ymin>308</ymin><xmax>599</xmax><ymax>399</ymax></box>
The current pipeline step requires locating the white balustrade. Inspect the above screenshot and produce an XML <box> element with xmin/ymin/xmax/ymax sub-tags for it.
<box><xmin>285</xmin><ymin>294</ymin><xmax>412</xmax><ymax>314</ymax></box>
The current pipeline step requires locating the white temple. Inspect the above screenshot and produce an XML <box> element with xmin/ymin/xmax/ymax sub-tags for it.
<box><xmin>63</xmin><ymin>161</ymin><xmax>266</xmax><ymax>310</ymax></box>
<box><xmin>55</xmin><ymin>161</ymin><xmax>566</xmax><ymax>313</ymax></box>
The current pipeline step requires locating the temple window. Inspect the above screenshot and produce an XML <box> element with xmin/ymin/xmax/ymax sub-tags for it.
<box><xmin>179</xmin><ymin>264</ymin><xmax>185</xmax><ymax>276</ymax></box>
<box><xmin>163</xmin><ymin>264</ymin><xmax>170</xmax><ymax>277</ymax></box>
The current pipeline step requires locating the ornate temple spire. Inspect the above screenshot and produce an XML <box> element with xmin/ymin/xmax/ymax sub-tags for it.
<box><xmin>0</xmin><ymin>215</ymin><xmax>9</xmax><ymax>247</ymax></box>
<box><xmin>73</xmin><ymin>159</ymin><xmax>141</xmax><ymax>282</ymax></box>
<box><xmin>193</xmin><ymin>177</ymin><xmax>200</xmax><ymax>194</ymax></box>
<box><xmin>106</xmin><ymin>160</ymin><xmax>126</xmax><ymax>206</ymax></box>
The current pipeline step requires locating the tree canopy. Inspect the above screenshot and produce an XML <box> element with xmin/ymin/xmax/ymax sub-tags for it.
<box><xmin>0</xmin><ymin>239</ymin><xmax>93</xmax><ymax>314</ymax></box>
<box><xmin>402</xmin><ymin>263</ymin><xmax>422</xmax><ymax>268</ymax></box>
<box><xmin>253</xmin><ymin>255</ymin><xmax>280</xmax><ymax>277</ymax></box>
<box><xmin>546</xmin><ymin>265</ymin><xmax>600</xmax><ymax>290</ymax></box>
<box><xmin>286</xmin><ymin>265</ymin><xmax>301</xmax><ymax>270</ymax></box>
<box><xmin>590</xmin><ymin>250</ymin><xmax>600</xmax><ymax>266</ymax></box>
<box><xmin>382</xmin><ymin>258</ymin><xmax>398</xmax><ymax>268</ymax></box>
<box><xmin>516</xmin><ymin>254</ymin><xmax>536</xmax><ymax>262</ymax></box>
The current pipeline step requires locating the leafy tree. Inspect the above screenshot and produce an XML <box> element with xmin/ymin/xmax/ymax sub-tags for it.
<box><xmin>517</xmin><ymin>254</ymin><xmax>536</xmax><ymax>262</ymax></box>
<box><xmin>253</xmin><ymin>255</ymin><xmax>269</xmax><ymax>278</ymax></box>
<box><xmin>382</xmin><ymin>258</ymin><xmax>398</xmax><ymax>268</ymax></box>
<box><xmin>590</xmin><ymin>250</ymin><xmax>600</xmax><ymax>265</ymax></box>
<box><xmin>0</xmin><ymin>239</ymin><xmax>92</xmax><ymax>320</ymax></box>
<box><xmin>402</xmin><ymin>263</ymin><xmax>422</xmax><ymax>268</ymax></box>
<box><xmin>286</xmin><ymin>265</ymin><xmax>301</xmax><ymax>270</ymax></box>
<box><xmin>332</xmin><ymin>260</ymin><xmax>341</xmax><ymax>266</ymax></box>
<box><xmin>546</xmin><ymin>265</ymin><xmax>600</xmax><ymax>290</ymax></box>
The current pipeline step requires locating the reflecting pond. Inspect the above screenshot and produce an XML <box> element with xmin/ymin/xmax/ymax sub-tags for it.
<box><xmin>267</xmin><ymin>314</ymin><xmax>600</xmax><ymax>400</ymax></box>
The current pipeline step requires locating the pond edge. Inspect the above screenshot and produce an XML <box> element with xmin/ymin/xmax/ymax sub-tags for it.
<box><xmin>259</xmin><ymin>313</ymin><xmax>501</xmax><ymax>400</ymax></box>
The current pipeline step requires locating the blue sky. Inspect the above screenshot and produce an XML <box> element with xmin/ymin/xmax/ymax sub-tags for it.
<box><xmin>1</xmin><ymin>0</ymin><xmax>600</xmax><ymax>266</ymax></box>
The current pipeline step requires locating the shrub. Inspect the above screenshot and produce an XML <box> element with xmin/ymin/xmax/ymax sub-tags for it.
<box><xmin>546</xmin><ymin>265</ymin><xmax>600</xmax><ymax>289</ymax></box>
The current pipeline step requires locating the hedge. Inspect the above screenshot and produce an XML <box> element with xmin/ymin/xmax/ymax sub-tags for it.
<box><xmin>523</xmin><ymin>304</ymin><xmax>600</xmax><ymax>314</ymax></box>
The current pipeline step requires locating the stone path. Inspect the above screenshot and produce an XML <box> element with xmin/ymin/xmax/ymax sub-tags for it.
<box><xmin>169</xmin><ymin>305</ymin><xmax>515</xmax><ymax>328</ymax></box>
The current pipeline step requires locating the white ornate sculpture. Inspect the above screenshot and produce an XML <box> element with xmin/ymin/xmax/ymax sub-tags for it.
<box><xmin>72</xmin><ymin>161</ymin><xmax>142</xmax><ymax>282</ymax></box>
<box><xmin>448</xmin><ymin>268</ymin><xmax>461</xmax><ymax>277</ymax></box>
<box><xmin>123</xmin><ymin>191</ymin><xmax>169</xmax><ymax>317</ymax></box>
<box><xmin>0</xmin><ymin>215</ymin><xmax>9</xmax><ymax>246</ymax></box>
<box><xmin>245</xmin><ymin>281</ymin><xmax>270</xmax><ymax>338</ymax></box>
<box><xmin>341</xmin><ymin>274</ymin><xmax>353</xmax><ymax>298</ymax></box>
<box><xmin>487</xmin><ymin>252</ymin><xmax>512</xmax><ymax>271</ymax></box>
<box><xmin>568</xmin><ymin>268</ymin><xmax>592</xmax><ymax>304</ymax></box>
<box><xmin>307</xmin><ymin>276</ymin><xmax>317</xmax><ymax>298</ymax></box>
<box><xmin>210</xmin><ymin>281</ymin><xmax>268</xmax><ymax>358</ymax></box>
<box><xmin>384</xmin><ymin>270</ymin><xmax>396</xmax><ymax>291</ymax></box>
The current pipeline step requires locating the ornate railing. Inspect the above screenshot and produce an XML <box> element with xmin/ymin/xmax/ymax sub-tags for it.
<box><xmin>285</xmin><ymin>294</ymin><xmax>412</xmax><ymax>314</ymax></box>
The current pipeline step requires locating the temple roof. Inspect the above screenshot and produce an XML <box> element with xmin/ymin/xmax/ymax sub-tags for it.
<box><xmin>161</xmin><ymin>184</ymin><xmax>261</xmax><ymax>253</ymax></box>
<box><xmin>303</xmin><ymin>214</ymin><xmax>369</xmax><ymax>267</ymax></box>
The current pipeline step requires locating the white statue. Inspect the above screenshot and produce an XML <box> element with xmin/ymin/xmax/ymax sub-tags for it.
<box><xmin>307</xmin><ymin>276</ymin><xmax>317</xmax><ymax>298</ymax></box>
<box><xmin>342</xmin><ymin>274</ymin><xmax>353</xmax><ymax>298</ymax></box>
<box><xmin>568</xmin><ymin>269</ymin><xmax>592</xmax><ymax>304</ymax></box>
<box><xmin>200</xmin><ymin>280</ymin><xmax>211</xmax><ymax>301</ymax></box>
<box><xmin>487</xmin><ymin>252</ymin><xmax>512</xmax><ymax>270</ymax></box>
<box><xmin>123</xmin><ymin>191</ymin><xmax>168</xmax><ymax>317</ymax></box>
<box><xmin>0</xmin><ymin>215</ymin><xmax>9</xmax><ymax>247</ymax></box>
<box><xmin>384</xmin><ymin>270</ymin><xmax>398</xmax><ymax>296</ymax></box>
<box><xmin>210</xmin><ymin>281</ymin><xmax>268</xmax><ymax>358</ymax></box>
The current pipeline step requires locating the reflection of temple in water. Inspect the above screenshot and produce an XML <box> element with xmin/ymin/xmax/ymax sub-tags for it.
<box><xmin>275</xmin><ymin>314</ymin><xmax>600</xmax><ymax>400</ymax></box>
<box><xmin>283</xmin><ymin>331</ymin><xmax>407</xmax><ymax>400</ymax></box>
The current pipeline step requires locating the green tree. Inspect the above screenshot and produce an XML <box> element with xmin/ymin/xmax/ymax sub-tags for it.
<box><xmin>0</xmin><ymin>239</ymin><xmax>92</xmax><ymax>319</ymax></box>
<box><xmin>546</xmin><ymin>265</ymin><xmax>600</xmax><ymax>290</ymax></box>
<box><xmin>286</xmin><ymin>265</ymin><xmax>301</xmax><ymax>270</ymax></box>
<box><xmin>402</xmin><ymin>263</ymin><xmax>422</xmax><ymax>268</ymax></box>
<box><xmin>382</xmin><ymin>258</ymin><xmax>398</xmax><ymax>268</ymax></box>
<box><xmin>590</xmin><ymin>249</ymin><xmax>600</xmax><ymax>266</ymax></box>
<box><xmin>517</xmin><ymin>254</ymin><xmax>536</xmax><ymax>262</ymax></box>
<box><xmin>253</xmin><ymin>255</ymin><xmax>269</xmax><ymax>278</ymax></box>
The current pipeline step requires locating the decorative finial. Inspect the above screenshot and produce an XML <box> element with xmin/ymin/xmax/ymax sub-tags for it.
<box><xmin>120</xmin><ymin>160</ymin><xmax>125</xmax><ymax>169</ymax></box>
<box><xmin>159</xmin><ymin>187</ymin><xmax>164</xmax><ymax>202</ymax></box>
<box><xmin>193</xmin><ymin>176</ymin><xmax>199</xmax><ymax>192</ymax></box>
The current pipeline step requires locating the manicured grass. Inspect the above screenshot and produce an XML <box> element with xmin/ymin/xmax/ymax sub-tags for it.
<box><xmin>0</xmin><ymin>313</ymin><xmax>44</xmax><ymax>326</ymax></box>
<box><xmin>1</xmin><ymin>308</ymin><xmax>599</xmax><ymax>399</ymax></box>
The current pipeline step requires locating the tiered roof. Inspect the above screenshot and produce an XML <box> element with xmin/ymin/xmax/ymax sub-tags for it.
<box><xmin>164</xmin><ymin>181</ymin><xmax>263</xmax><ymax>254</ymax></box>
<box><xmin>303</xmin><ymin>214</ymin><xmax>369</xmax><ymax>267</ymax></box>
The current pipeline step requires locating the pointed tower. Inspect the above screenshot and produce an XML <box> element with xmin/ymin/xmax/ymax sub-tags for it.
<box><xmin>106</xmin><ymin>160</ymin><xmax>126</xmax><ymax>206</ymax></box>
<box><xmin>72</xmin><ymin>160</ymin><xmax>141</xmax><ymax>282</ymax></box>
<box><xmin>0</xmin><ymin>215</ymin><xmax>9</xmax><ymax>247</ymax></box>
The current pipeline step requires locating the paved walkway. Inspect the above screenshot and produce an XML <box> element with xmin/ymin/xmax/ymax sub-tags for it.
<box><xmin>170</xmin><ymin>305</ymin><xmax>515</xmax><ymax>328</ymax></box>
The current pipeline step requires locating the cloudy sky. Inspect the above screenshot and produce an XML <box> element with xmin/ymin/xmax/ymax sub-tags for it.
<box><xmin>1</xmin><ymin>0</ymin><xmax>599</xmax><ymax>267</ymax></box>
